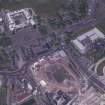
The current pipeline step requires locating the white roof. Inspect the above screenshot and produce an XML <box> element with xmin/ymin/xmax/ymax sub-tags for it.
<box><xmin>78</xmin><ymin>35</ymin><xmax>86</xmax><ymax>41</ymax></box>
<box><xmin>72</xmin><ymin>28</ymin><xmax>105</xmax><ymax>54</ymax></box>
<box><xmin>6</xmin><ymin>8</ymin><xmax>36</xmax><ymax>32</ymax></box>
<box><xmin>30</xmin><ymin>19</ymin><xmax>35</xmax><ymax>25</ymax></box>
<box><xmin>93</xmin><ymin>28</ymin><xmax>105</xmax><ymax>38</ymax></box>
<box><xmin>40</xmin><ymin>80</ymin><xmax>47</xmax><ymax>87</ymax></box>
<box><xmin>0</xmin><ymin>80</ymin><xmax>2</xmax><ymax>87</ymax></box>
<box><xmin>90</xmin><ymin>34</ymin><xmax>98</xmax><ymax>42</ymax></box>
<box><xmin>27</xmin><ymin>83</ymin><xmax>33</xmax><ymax>90</ymax></box>
<box><xmin>59</xmin><ymin>50</ymin><xmax>67</xmax><ymax>57</ymax></box>
<box><xmin>7</xmin><ymin>13</ymin><xmax>13</xmax><ymax>24</ymax></box>
<box><xmin>80</xmin><ymin>28</ymin><xmax>105</xmax><ymax>39</ymax></box>
<box><xmin>0</xmin><ymin>18</ymin><xmax>2</xmax><ymax>22</ymax></box>
<box><xmin>72</xmin><ymin>39</ymin><xmax>85</xmax><ymax>53</ymax></box>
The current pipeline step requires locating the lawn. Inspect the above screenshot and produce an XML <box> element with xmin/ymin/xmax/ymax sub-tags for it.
<box><xmin>0</xmin><ymin>35</ymin><xmax>12</xmax><ymax>69</ymax></box>
<box><xmin>53</xmin><ymin>68</ymin><xmax>69</xmax><ymax>83</ymax></box>
<box><xmin>0</xmin><ymin>48</ymin><xmax>10</xmax><ymax>69</ymax></box>
<box><xmin>0</xmin><ymin>37</ymin><xmax>12</xmax><ymax>47</ymax></box>
<box><xmin>0</xmin><ymin>0</ymin><xmax>63</xmax><ymax>16</ymax></box>
<box><xmin>96</xmin><ymin>19</ymin><xmax>105</xmax><ymax>34</ymax></box>
<box><xmin>21</xmin><ymin>98</ymin><xmax>35</xmax><ymax>105</ymax></box>
<box><xmin>0</xmin><ymin>88</ymin><xmax>7</xmax><ymax>105</ymax></box>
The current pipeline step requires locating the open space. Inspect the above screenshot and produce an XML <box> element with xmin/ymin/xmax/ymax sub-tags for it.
<box><xmin>0</xmin><ymin>0</ymin><xmax>64</xmax><ymax>16</ymax></box>
<box><xmin>31</xmin><ymin>50</ymin><xmax>80</xmax><ymax>92</ymax></box>
<box><xmin>21</xmin><ymin>98</ymin><xmax>36</xmax><ymax>105</ymax></box>
<box><xmin>53</xmin><ymin>66</ymin><xmax>69</xmax><ymax>83</ymax></box>
<box><xmin>0</xmin><ymin>88</ymin><xmax>7</xmax><ymax>105</ymax></box>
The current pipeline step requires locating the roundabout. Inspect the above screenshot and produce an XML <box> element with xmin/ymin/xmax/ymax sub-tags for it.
<box><xmin>95</xmin><ymin>57</ymin><xmax>105</xmax><ymax>76</ymax></box>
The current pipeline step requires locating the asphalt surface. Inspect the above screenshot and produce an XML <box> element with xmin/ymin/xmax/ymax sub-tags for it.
<box><xmin>2</xmin><ymin>1</ymin><xmax>105</xmax><ymax>103</ymax></box>
<box><xmin>64</xmin><ymin>45</ymin><xmax>105</xmax><ymax>93</ymax></box>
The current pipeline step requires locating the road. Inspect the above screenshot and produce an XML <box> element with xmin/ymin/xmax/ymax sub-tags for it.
<box><xmin>0</xmin><ymin>0</ymin><xmax>98</xmax><ymax>76</ymax></box>
<box><xmin>60</xmin><ymin>0</ymin><xmax>97</xmax><ymax>34</ymax></box>
<box><xmin>64</xmin><ymin>45</ymin><xmax>105</xmax><ymax>93</ymax></box>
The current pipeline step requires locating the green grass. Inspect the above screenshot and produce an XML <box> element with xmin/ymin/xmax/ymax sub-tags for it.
<box><xmin>0</xmin><ymin>48</ymin><xmax>10</xmax><ymax>69</ymax></box>
<box><xmin>0</xmin><ymin>0</ymin><xmax>63</xmax><ymax>16</ymax></box>
<box><xmin>73</xmin><ymin>25</ymin><xmax>94</xmax><ymax>38</ymax></box>
<box><xmin>53</xmin><ymin>69</ymin><xmax>69</xmax><ymax>83</ymax></box>
<box><xmin>96</xmin><ymin>19</ymin><xmax>105</xmax><ymax>34</ymax></box>
<box><xmin>21</xmin><ymin>98</ymin><xmax>35</xmax><ymax>105</ymax></box>
<box><xmin>0</xmin><ymin>88</ymin><xmax>7</xmax><ymax>105</ymax></box>
<box><xmin>0</xmin><ymin>37</ymin><xmax>12</xmax><ymax>47</ymax></box>
<box><xmin>0</xmin><ymin>34</ymin><xmax>12</xmax><ymax>69</ymax></box>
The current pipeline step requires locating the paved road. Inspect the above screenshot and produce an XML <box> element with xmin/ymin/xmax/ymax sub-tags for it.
<box><xmin>64</xmin><ymin>45</ymin><xmax>105</xmax><ymax>93</ymax></box>
<box><xmin>60</xmin><ymin>0</ymin><xmax>97</xmax><ymax>34</ymax></box>
<box><xmin>0</xmin><ymin>0</ymin><xmax>97</xmax><ymax>76</ymax></box>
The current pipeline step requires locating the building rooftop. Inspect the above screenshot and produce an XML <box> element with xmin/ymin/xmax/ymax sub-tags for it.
<box><xmin>6</xmin><ymin>8</ymin><xmax>37</xmax><ymax>32</ymax></box>
<box><xmin>72</xmin><ymin>28</ymin><xmax>105</xmax><ymax>54</ymax></box>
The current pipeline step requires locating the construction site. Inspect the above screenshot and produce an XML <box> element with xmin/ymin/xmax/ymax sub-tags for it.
<box><xmin>31</xmin><ymin>50</ymin><xmax>81</xmax><ymax>93</ymax></box>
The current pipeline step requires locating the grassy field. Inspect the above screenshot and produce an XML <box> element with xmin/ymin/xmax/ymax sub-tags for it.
<box><xmin>53</xmin><ymin>66</ymin><xmax>69</xmax><ymax>83</ymax></box>
<box><xmin>0</xmin><ymin>34</ymin><xmax>12</xmax><ymax>69</ymax></box>
<box><xmin>96</xmin><ymin>19</ymin><xmax>105</xmax><ymax>34</ymax></box>
<box><xmin>95</xmin><ymin>1</ymin><xmax>105</xmax><ymax>34</ymax></box>
<box><xmin>0</xmin><ymin>88</ymin><xmax>7</xmax><ymax>105</ymax></box>
<box><xmin>0</xmin><ymin>0</ymin><xmax>63</xmax><ymax>16</ymax></box>
<box><xmin>0</xmin><ymin>48</ymin><xmax>10</xmax><ymax>69</ymax></box>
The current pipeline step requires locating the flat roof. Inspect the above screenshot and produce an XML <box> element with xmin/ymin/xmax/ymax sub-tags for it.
<box><xmin>6</xmin><ymin>8</ymin><xmax>36</xmax><ymax>31</ymax></box>
<box><xmin>72</xmin><ymin>28</ymin><xmax>105</xmax><ymax>54</ymax></box>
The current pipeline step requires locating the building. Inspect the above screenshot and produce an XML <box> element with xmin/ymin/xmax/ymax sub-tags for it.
<box><xmin>6</xmin><ymin>8</ymin><xmax>37</xmax><ymax>32</ymax></box>
<box><xmin>73</xmin><ymin>87</ymin><xmax>101</xmax><ymax>105</ymax></box>
<box><xmin>71</xmin><ymin>28</ymin><xmax>105</xmax><ymax>54</ymax></box>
